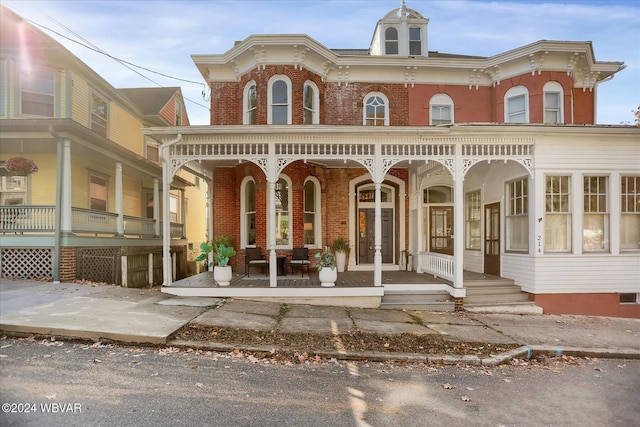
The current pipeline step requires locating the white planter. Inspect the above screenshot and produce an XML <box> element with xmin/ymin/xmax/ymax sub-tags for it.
<box><xmin>318</xmin><ymin>266</ymin><xmax>337</xmax><ymax>287</ymax></box>
<box><xmin>335</xmin><ymin>251</ymin><xmax>347</xmax><ymax>272</ymax></box>
<box><xmin>213</xmin><ymin>265</ymin><xmax>232</xmax><ymax>286</ymax></box>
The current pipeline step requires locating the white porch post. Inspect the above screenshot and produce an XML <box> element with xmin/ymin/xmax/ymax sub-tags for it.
<box><xmin>374</xmin><ymin>182</ymin><xmax>383</xmax><ymax>286</ymax></box>
<box><xmin>453</xmin><ymin>151</ymin><xmax>464</xmax><ymax>289</ymax></box>
<box><xmin>153</xmin><ymin>178</ymin><xmax>160</xmax><ymax>237</ymax></box>
<box><xmin>268</xmin><ymin>180</ymin><xmax>277</xmax><ymax>287</ymax></box>
<box><xmin>267</xmin><ymin>142</ymin><xmax>277</xmax><ymax>287</ymax></box>
<box><xmin>115</xmin><ymin>162</ymin><xmax>124</xmax><ymax>235</ymax></box>
<box><xmin>161</xmin><ymin>148</ymin><xmax>173</xmax><ymax>286</ymax></box>
<box><xmin>61</xmin><ymin>140</ymin><xmax>72</xmax><ymax>234</ymax></box>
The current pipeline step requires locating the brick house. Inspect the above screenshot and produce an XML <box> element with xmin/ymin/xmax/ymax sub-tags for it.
<box><xmin>145</xmin><ymin>4</ymin><xmax>639</xmax><ymax>317</ymax></box>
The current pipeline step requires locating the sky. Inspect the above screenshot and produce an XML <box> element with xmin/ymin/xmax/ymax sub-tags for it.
<box><xmin>4</xmin><ymin>0</ymin><xmax>639</xmax><ymax>126</ymax></box>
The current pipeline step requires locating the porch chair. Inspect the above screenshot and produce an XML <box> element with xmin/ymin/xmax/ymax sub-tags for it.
<box><xmin>245</xmin><ymin>247</ymin><xmax>268</xmax><ymax>277</ymax></box>
<box><xmin>289</xmin><ymin>247</ymin><xmax>310</xmax><ymax>277</ymax></box>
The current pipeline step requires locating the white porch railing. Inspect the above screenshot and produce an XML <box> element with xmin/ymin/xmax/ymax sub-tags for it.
<box><xmin>416</xmin><ymin>251</ymin><xmax>454</xmax><ymax>282</ymax></box>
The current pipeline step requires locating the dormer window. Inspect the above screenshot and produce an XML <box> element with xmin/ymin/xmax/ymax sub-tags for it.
<box><xmin>385</xmin><ymin>27</ymin><xmax>398</xmax><ymax>55</ymax></box>
<box><xmin>409</xmin><ymin>27</ymin><xmax>421</xmax><ymax>56</ymax></box>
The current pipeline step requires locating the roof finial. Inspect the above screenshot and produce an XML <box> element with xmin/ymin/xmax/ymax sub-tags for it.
<box><xmin>400</xmin><ymin>0</ymin><xmax>407</xmax><ymax>17</ymax></box>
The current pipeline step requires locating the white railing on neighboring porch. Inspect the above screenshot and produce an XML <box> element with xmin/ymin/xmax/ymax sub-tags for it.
<box><xmin>416</xmin><ymin>251</ymin><xmax>454</xmax><ymax>282</ymax></box>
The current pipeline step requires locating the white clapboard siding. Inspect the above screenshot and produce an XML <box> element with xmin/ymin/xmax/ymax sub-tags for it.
<box><xmin>535</xmin><ymin>134</ymin><xmax>640</xmax><ymax>171</ymax></box>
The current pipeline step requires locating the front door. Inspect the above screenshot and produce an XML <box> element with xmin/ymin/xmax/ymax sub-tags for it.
<box><xmin>484</xmin><ymin>202</ymin><xmax>500</xmax><ymax>276</ymax></box>
<box><xmin>358</xmin><ymin>208</ymin><xmax>393</xmax><ymax>264</ymax></box>
<box><xmin>429</xmin><ymin>206</ymin><xmax>453</xmax><ymax>255</ymax></box>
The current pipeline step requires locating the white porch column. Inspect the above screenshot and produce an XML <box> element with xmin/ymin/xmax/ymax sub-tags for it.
<box><xmin>453</xmin><ymin>153</ymin><xmax>464</xmax><ymax>289</ymax></box>
<box><xmin>374</xmin><ymin>182</ymin><xmax>382</xmax><ymax>286</ymax></box>
<box><xmin>115</xmin><ymin>162</ymin><xmax>124</xmax><ymax>235</ymax></box>
<box><xmin>268</xmin><ymin>180</ymin><xmax>277</xmax><ymax>287</ymax></box>
<box><xmin>61</xmin><ymin>140</ymin><xmax>72</xmax><ymax>234</ymax></box>
<box><xmin>161</xmin><ymin>150</ymin><xmax>173</xmax><ymax>286</ymax></box>
<box><xmin>153</xmin><ymin>178</ymin><xmax>160</xmax><ymax>237</ymax></box>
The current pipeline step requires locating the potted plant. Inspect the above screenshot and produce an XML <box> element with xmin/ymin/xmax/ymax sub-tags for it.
<box><xmin>4</xmin><ymin>157</ymin><xmax>38</xmax><ymax>175</ymax></box>
<box><xmin>314</xmin><ymin>246</ymin><xmax>337</xmax><ymax>287</ymax></box>
<box><xmin>331</xmin><ymin>237</ymin><xmax>350</xmax><ymax>273</ymax></box>
<box><xmin>195</xmin><ymin>236</ymin><xmax>236</xmax><ymax>286</ymax></box>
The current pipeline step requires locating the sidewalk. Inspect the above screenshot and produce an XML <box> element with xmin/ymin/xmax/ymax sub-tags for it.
<box><xmin>1</xmin><ymin>279</ymin><xmax>639</xmax><ymax>364</ymax></box>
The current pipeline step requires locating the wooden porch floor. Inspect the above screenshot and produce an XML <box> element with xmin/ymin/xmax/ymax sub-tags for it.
<box><xmin>171</xmin><ymin>270</ymin><xmax>493</xmax><ymax>288</ymax></box>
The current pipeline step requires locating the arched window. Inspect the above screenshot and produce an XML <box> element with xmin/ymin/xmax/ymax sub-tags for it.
<box><xmin>243</xmin><ymin>81</ymin><xmax>257</xmax><ymax>125</ymax></box>
<box><xmin>268</xmin><ymin>75</ymin><xmax>291</xmax><ymax>124</ymax></box>
<box><xmin>304</xmin><ymin>177</ymin><xmax>321</xmax><ymax>246</ymax></box>
<box><xmin>409</xmin><ymin>27</ymin><xmax>422</xmax><ymax>56</ymax></box>
<box><xmin>504</xmin><ymin>86</ymin><xmax>529</xmax><ymax>123</ymax></box>
<box><xmin>543</xmin><ymin>81</ymin><xmax>564</xmax><ymax>124</ymax></box>
<box><xmin>363</xmin><ymin>92</ymin><xmax>389</xmax><ymax>126</ymax></box>
<box><xmin>241</xmin><ymin>177</ymin><xmax>256</xmax><ymax>247</ymax></box>
<box><xmin>303</xmin><ymin>81</ymin><xmax>319</xmax><ymax>125</ymax></box>
<box><xmin>429</xmin><ymin>93</ymin><xmax>454</xmax><ymax>125</ymax></box>
<box><xmin>274</xmin><ymin>175</ymin><xmax>292</xmax><ymax>246</ymax></box>
<box><xmin>385</xmin><ymin>27</ymin><xmax>398</xmax><ymax>55</ymax></box>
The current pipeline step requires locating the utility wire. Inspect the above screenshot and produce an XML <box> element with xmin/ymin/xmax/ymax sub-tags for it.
<box><xmin>23</xmin><ymin>14</ymin><xmax>210</xmax><ymax>110</ymax></box>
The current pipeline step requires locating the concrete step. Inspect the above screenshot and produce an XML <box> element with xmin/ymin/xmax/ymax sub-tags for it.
<box><xmin>464</xmin><ymin>278</ymin><xmax>516</xmax><ymax>287</ymax></box>
<box><xmin>465</xmin><ymin>286</ymin><xmax>524</xmax><ymax>296</ymax></box>
<box><xmin>382</xmin><ymin>289</ymin><xmax>453</xmax><ymax>312</ymax></box>
<box><xmin>464</xmin><ymin>293</ymin><xmax>531</xmax><ymax>304</ymax></box>
<box><xmin>381</xmin><ymin>301</ymin><xmax>455</xmax><ymax>312</ymax></box>
<box><xmin>465</xmin><ymin>302</ymin><xmax>543</xmax><ymax>315</ymax></box>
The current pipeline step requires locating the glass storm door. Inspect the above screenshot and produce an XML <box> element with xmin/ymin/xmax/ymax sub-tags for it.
<box><xmin>484</xmin><ymin>202</ymin><xmax>500</xmax><ymax>276</ymax></box>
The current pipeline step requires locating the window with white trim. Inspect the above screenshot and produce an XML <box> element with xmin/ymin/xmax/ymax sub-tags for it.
<box><xmin>504</xmin><ymin>86</ymin><xmax>529</xmax><ymax>123</ymax></box>
<box><xmin>274</xmin><ymin>176</ymin><xmax>291</xmax><ymax>246</ymax></box>
<box><xmin>385</xmin><ymin>27</ymin><xmax>398</xmax><ymax>54</ymax></box>
<box><xmin>545</xmin><ymin>175</ymin><xmax>571</xmax><ymax>252</ymax></box>
<box><xmin>303</xmin><ymin>81</ymin><xmax>319</xmax><ymax>125</ymax></box>
<box><xmin>304</xmin><ymin>178</ymin><xmax>320</xmax><ymax>246</ymax></box>
<box><xmin>169</xmin><ymin>194</ymin><xmax>178</xmax><ymax>223</ymax></box>
<box><xmin>243</xmin><ymin>81</ymin><xmax>257</xmax><ymax>125</ymax></box>
<box><xmin>506</xmin><ymin>177</ymin><xmax>529</xmax><ymax>251</ymax></box>
<box><xmin>175</xmin><ymin>98</ymin><xmax>183</xmax><ymax>125</ymax></box>
<box><xmin>465</xmin><ymin>190</ymin><xmax>481</xmax><ymax>250</ymax></box>
<box><xmin>268</xmin><ymin>76</ymin><xmax>291</xmax><ymax>124</ymax></box>
<box><xmin>583</xmin><ymin>175</ymin><xmax>609</xmax><ymax>252</ymax></box>
<box><xmin>430</xmin><ymin>94</ymin><xmax>454</xmax><ymax>125</ymax></box>
<box><xmin>543</xmin><ymin>81</ymin><xmax>563</xmax><ymax>124</ymax></box>
<box><xmin>363</xmin><ymin>92</ymin><xmax>389</xmax><ymax>126</ymax></box>
<box><xmin>241</xmin><ymin>177</ymin><xmax>256</xmax><ymax>246</ymax></box>
<box><xmin>409</xmin><ymin>27</ymin><xmax>422</xmax><ymax>56</ymax></box>
<box><xmin>89</xmin><ymin>173</ymin><xmax>108</xmax><ymax>212</ymax></box>
<box><xmin>21</xmin><ymin>68</ymin><xmax>55</xmax><ymax>117</ymax></box>
<box><xmin>91</xmin><ymin>92</ymin><xmax>108</xmax><ymax>137</ymax></box>
<box><xmin>0</xmin><ymin>164</ymin><xmax>27</xmax><ymax>206</ymax></box>
<box><xmin>621</xmin><ymin>176</ymin><xmax>640</xmax><ymax>250</ymax></box>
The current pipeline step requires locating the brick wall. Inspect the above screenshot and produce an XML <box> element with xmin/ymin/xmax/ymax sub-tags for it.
<box><xmin>60</xmin><ymin>247</ymin><xmax>76</xmax><ymax>281</ymax></box>
<box><xmin>209</xmin><ymin>66</ymin><xmax>588</xmax><ymax>126</ymax></box>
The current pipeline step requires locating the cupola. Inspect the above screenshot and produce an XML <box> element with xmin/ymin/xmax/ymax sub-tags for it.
<box><xmin>369</xmin><ymin>1</ymin><xmax>429</xmax><ymax>57</ymax></box>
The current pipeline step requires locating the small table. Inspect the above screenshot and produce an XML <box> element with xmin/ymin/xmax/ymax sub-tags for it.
<box><xmin>276</xmin><ymin>256</ymin><xmax>287</xmax><ymax>276</ymax></box>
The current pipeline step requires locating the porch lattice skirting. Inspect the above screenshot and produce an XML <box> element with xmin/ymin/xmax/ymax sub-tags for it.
<box><xmin>0</xmin><ymin>248</ymin><xmax>53</xmax><ymax>280</ymax></box>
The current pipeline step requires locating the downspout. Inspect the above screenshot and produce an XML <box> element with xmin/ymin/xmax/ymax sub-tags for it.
<box><xmin>158</xmin><ymin>133</ymin><xmax>183</xmax><ymax>287</ymax></box>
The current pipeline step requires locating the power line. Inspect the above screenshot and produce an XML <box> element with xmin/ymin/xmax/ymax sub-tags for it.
<box><xmin>23</xmin><ymin>14</ymin><xmax>210</xmax><ymax>110</ymax></box>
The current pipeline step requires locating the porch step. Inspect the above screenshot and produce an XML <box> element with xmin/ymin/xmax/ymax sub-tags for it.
<box><xmin>465</xmin><ymin>302</ymin><xmax>543</xmax><ymax>315</ymax></box>
<box><xmin>463</xmin><ymin>277</ymin><xmax>538</xmax><ymax>308</ymax></box>
<box><xmin>381</xmin><ymin>289</ymin><xmax>454</xmax><ymax>312</ymax></box>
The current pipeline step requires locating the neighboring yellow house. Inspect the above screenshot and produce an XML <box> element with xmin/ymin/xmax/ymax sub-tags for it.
<box><xmin>0</xmin><ymin>5</ymin><xmax>208</xmax><ymax>286</ymax></box>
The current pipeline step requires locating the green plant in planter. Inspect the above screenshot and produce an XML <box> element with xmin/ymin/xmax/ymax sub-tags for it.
<box><xmin>331</xmin><ymin>237</ymin><xmax>350</xmax><ymax>255</ymax></box>
<box><xmin>314</xmin><ymin>246</ymin><xmax>336</xmax><ymax>271</ymax></box>
<box><xmin>195</xmin><ymin>236</ymin><xmax>236</xmax><ymax>268</ymax></box>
